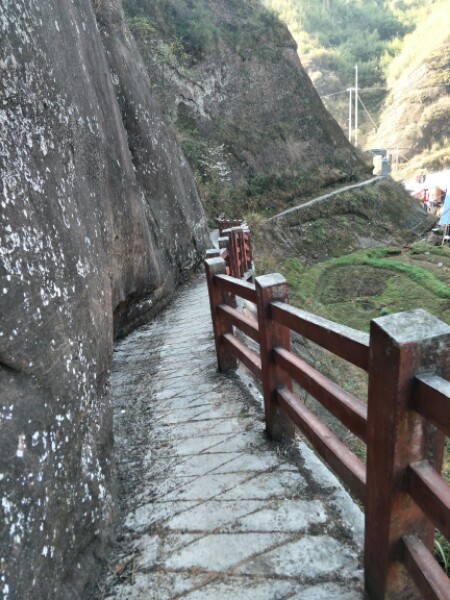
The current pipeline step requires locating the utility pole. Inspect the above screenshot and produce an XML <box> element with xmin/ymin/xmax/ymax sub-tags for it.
<box><xmin>347</xmin><ymin>87</ymin><xmax>353</xmax><ymax>143</ymax></box>
<box><xmin>354</xmin><ymin>64</ymin><xmax>358</xmax><ymax>147</ymax></box>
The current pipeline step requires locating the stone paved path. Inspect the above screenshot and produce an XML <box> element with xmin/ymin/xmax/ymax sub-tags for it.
<box><xmin>100</xmin><ymin>276</ymin><xmax>365</xmax><ymax>599</ymax></box>
<box><xmin>267</xmin><ymin>176</ymin><xmax>383</xmax><ymax>221</ymax></box>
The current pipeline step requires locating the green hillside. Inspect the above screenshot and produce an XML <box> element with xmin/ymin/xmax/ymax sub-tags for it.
<box><xmin>261</xmin><ymin>0</ymin><xmax>449</xmax><ymax>162</ymax></box>
<box><xmin>249</xmin><ymin>176</ymin><xmax>448</xmax><ymax>342</ymax></box>
<box><xmin>283</xmin><ymin>245</ymin><xmax>450</xmax><ymax>332</ymax></box>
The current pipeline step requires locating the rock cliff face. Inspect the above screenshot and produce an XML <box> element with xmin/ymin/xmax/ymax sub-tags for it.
<box><xmin>0</xmin><ymin>1</ymin><xmax>208</xmax><ymax>598</ymax></box>
<box><xmin>125</xmin><ymin>0</ymin><xmax>365</xmax><ymax>217</ymax></box>
<box><xmin>371</xmin><ymin>1</ymin><xmax>450</xmax><ymax>175</ymax></box>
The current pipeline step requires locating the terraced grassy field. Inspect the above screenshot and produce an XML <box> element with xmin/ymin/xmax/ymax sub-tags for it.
<box><xmin>283</xmin><ymin>245</ymin><xmax>450</xmax><ymax>331</ymax></box>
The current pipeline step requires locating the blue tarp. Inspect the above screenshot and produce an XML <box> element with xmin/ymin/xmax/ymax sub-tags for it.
<box><xmin>438</xmin><ymin>191</ymin><xmax>450</xmax><ymax>226</ymax></box>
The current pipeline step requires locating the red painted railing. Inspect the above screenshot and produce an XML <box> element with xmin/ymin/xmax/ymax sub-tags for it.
<box><xmin>207</xmin><ymin>223</ymin><xmax>253</xmax><ymax>279</ymax></box>
<box><xmin>205</xmin><ymin>229</ymin><xmax>450</xmax><ymax>600</ymax></box>
<box><xmin>216</xmin><ymin>217</ymin><xmax>245</xmax><ymax>236</ymax></box>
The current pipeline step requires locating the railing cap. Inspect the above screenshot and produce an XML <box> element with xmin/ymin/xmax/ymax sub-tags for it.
<box><xmin>372</xmin><ymin>309</ymin><xmax>450</xmax><ymax>345</ymax></box>
<box><xmin>255</xmin><ymin>273</ymin><xmax>287</xmax><ymax>289</ymax></box>
<box><xmin>205</xmin><ymin>256</ymin><xmax>226</xmax><ymax>268</ymax></box>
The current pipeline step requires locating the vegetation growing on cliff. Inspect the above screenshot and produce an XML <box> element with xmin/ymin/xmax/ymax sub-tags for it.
<box><xmin>263</xmin><ymin>0</ymin><xmax>408</xmax><ymax>89</ymax></box>
<box><xmin>124</xmin><ymin>0</ymin><xmax>365</xmax><ymax>223</ymax></box>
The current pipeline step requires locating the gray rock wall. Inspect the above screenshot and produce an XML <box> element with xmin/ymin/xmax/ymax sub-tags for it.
<box><xmin>125</xmin><ymin>0</ymin><xmax>364</xmax><ymax>215</ymax></box>
<box><xmin>0</xmin><ymin>1</ymin><xmax>208</xmax><ymax>598</ymax></box>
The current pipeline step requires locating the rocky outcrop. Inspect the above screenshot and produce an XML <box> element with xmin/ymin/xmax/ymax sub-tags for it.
<box><xmin>0</xmin><ymin>0</ymin><xmax>208</xmax><ymax>598</ymax></box>
<box><xmin>371</xmin><ymin>2</ymin><xmax>450</xmax><ymax>174</ymax></box>
<box><xmin>126</xmin><ymin>0</ymin><xmax>366</xmax><ymax>216</ymax></box>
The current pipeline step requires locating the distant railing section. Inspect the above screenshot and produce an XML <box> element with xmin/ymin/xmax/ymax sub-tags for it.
<box><xmin>205</xmin><ymin>227</ymin><xmax>450</xmax><ymax>600</ymax></box>
<box><xmin>216</xmin><ymin>217</ymin><xmax>245</xmax><ymax>235</ymax></box>
<box><xmin>207</xmin><ymin>221</ymin><xmax>253</xmax><ymax>280</ymax></box>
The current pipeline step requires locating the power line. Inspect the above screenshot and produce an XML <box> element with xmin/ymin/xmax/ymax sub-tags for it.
<box><xmin>320</xmin><ymin>90</ymin><xmax>348</xmax><ymax>98</ymax></box>
<box><xmin>320</xmin><ymin>86</ymin><xmax>386</xmax><ymax>99</ymax></box>
<box><xmin>357</xmin><ymin>94</ymin><xmax>378</xmax><ymax>131</ymax></box>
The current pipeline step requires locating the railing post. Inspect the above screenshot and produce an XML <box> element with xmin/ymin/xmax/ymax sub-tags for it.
<box><xmin>235</xmin><ymin>228</ymin><xmax>242</xmax><ymax>277</ymax></box>
<box><xmin>206</xmin><ymin>248</ymin><xmax>220</xmax><ymax>259</ymax></box>
<box><xmin>205</xmin><ymin>257</ymin><xmax>237</xmax><ymax>372</ymax></box>
<box><xmin>255</xmin><ymin>274</ymin><xmax>295</xmax><ymax>440</ymax></box>
<box><xmin>229</xmin><ymin>228</ymin><xmax>241</xmax><ymax>279</ymax></box>
<box><xmin>218</xmin><ymin>236</ymin><xmax>231</xmax><ymax>275</ymax></box>
<box><xmin>221</xmin><ymin>228</ymin><xmax>237</xmax><ymax>277</ymax></box>
<box><xmin>243</xmin><ymin>231</ymin><xmax>251</xmax><ymax>272</ymax></box>
<box><xmin>365</xmin><ymin>309</ymin><xmax>450</xmax><ymax>599</ymax></box>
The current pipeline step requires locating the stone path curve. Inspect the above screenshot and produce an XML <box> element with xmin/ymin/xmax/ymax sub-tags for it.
<box><xmin>98</xmin><ymin>275</ymin><xmax>365</xmax><ymax>600</ymax></box>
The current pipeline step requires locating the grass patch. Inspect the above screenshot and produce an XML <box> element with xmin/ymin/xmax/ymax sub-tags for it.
<box><xmin>282</xmin><ymin>245</ymin><xmax>450</xmax><ymax>331</ymax></box>
<box><xmin>329</xmin><ymin>249</ymin><xmax>450</xmax><ymax>299</ymax></box>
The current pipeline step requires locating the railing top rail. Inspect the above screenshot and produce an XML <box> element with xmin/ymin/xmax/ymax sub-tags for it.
<box><xmin>271</xmin><ymin>301</ymin><xmax>370</xmax><ymax>371</ymax></box>
<box><xmin>215</xmin><ymin>273</ymin><xmax>257</xmax><ymax>303</ymax></box>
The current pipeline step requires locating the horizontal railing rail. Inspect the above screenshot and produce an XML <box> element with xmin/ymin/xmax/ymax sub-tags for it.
<box><xmin>276</xmin><ymin>385</ymin><xmax>367</xmax><ymax>502</ymax></box>
<box><xmin>273</xmin><ymin>346</ymin><xmax>368</xmax><ymax>442</ymax></box>
<box><xmin>205</xmin><ymin>234</ymin><xmax>450</xmax><ymax>600</ymax></box>
<box><xmin>413</xmin><ymin>374</ymin><xmax>450</xmax><ymax>436</ymax></box>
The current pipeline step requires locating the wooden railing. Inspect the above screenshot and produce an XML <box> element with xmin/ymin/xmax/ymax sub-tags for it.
<box><xmin>207</xmin><ymin>222</ymin><xmax>253</xmax><ymax>279</ymax></box>
<box><xmin>216</xmin><ymin>217</ymin><xmax>245</xmax><ymax>235</ymax></box>
<box><xmin>205</xmin><ymin>244</ymin><xmax>450</xmax><ymax>600</ymax></box>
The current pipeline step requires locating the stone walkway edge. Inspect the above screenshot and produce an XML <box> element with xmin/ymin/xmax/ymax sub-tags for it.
<box><xmin>97</xmin><ymin>275</ymin><xmax>365</xmax><ymax>600</ymax></box>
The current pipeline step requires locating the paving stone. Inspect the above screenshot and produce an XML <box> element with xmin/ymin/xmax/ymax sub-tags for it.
<box><xmin>295</xmin><ymin>440</ymin><xmax>341</xmax><ymax>490</ymax></box>
<box><xmin>329</xmin><ymin>488</ymin><xmax>365</xmax><ymax>544</ymax></box>
<box><xmin>133</xmin><ymin>534</ymin><xmax>160</xmax><ymax>571</ymax></box>
<box><xmin>173</xmin><ymin>433</ymin><xmax>238</xmax><ymax>455</ymax></box>
<box><xmin>182</xmin><ymin>576</ymin><xmax>296</xmax><ymax>599</ymax></box>
<box><xmin>153</xmin><ymin>405</ymin><xmax>213</xmax><ymax>425</ymax></box>
<box><xmin>229</xmin><ymin>499</ymin><xmax>327</xmax><ymax>532</ymax></box>
<box><xmin>203</xmin><ymin>430</ymin><xmax>267</xmax><ymax>454</ymax></box>
<box><xmin>135</xmin><ymin>532</ymin><xmax>205</xmax><ymax>569</ymax></box>
<box><xmin>153</xmin><ymin>380</ymin><xmax>221</xmax><ymax>399</ymax></box>
<box><xmin>153</xmin><ymin>417</ymin><xmax>250</xmax><ymax>441</ymax></box>
<box><xmin>160</xmin><ymin>471</ymin><xmax>250</xmax><ymax>502</ymax></box>
<box><xmin>219</xmin><ymin>470</ymin><xmax>307</xmax><ymax>500</ymax></box>
<box><xmin>105</xmin><ymin>572</ymin><xmax>210</xmax><ymax>600</ymax></box>
<box><xmin>236</xmin><ymin>535</ymin><xmax>361</xmax><ymax>579</ymax></box>
<box><xmin>169</xmin><ymin>452</ymin><xmax>243</xmax><ymax>477</ymax></box>
<box><xmin>165</xmin><ymin>532</ymin><xmax>290</xmax><ymax>571</ymax></box>
<box><xmin>210</xmin><ymin>451</ymin><xmax>280</xmax><ymax>474</ymax></box>
<box><xmin>165</xmin><ymin>500</ymin><xmax>267</xmax><ymax>532</ymax></box>
<box><xmin>292</xmin><ymin>582</ymin><xmax>364</xmax><ymax>600</ymax></box>
<box><xmin>124</xmin><ymin>501</ymin><xmax>198</xmax><ymax>532</ymax></box>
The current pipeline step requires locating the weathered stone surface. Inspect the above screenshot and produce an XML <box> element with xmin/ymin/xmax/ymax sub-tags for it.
<box><xmin>0</xmin><ymin>1</ymin><xmax>208</xmax><ymax>598</ymax></box>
